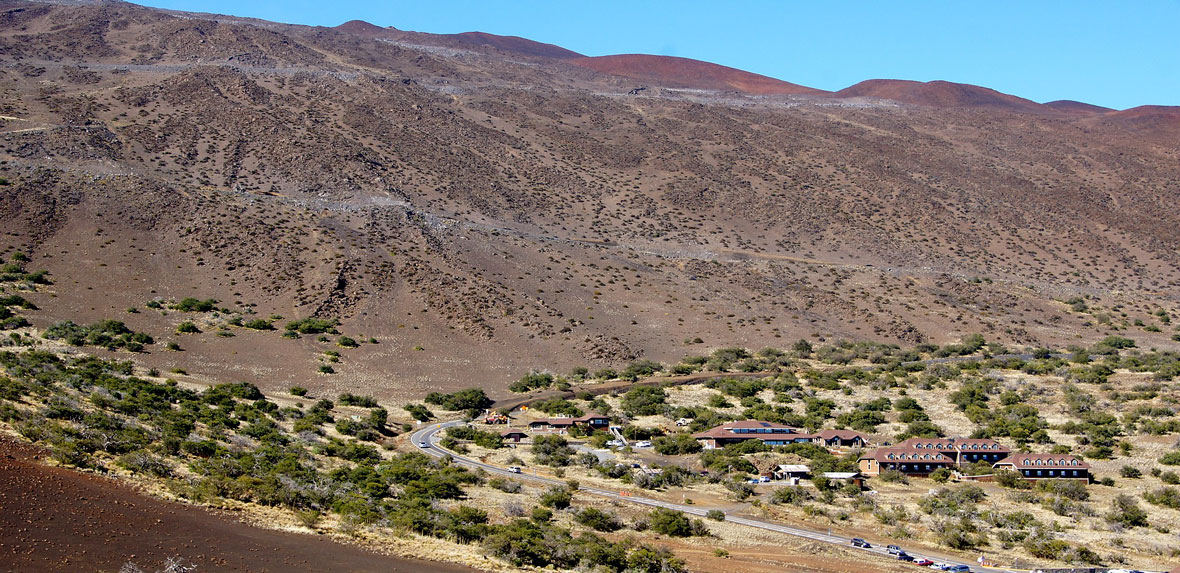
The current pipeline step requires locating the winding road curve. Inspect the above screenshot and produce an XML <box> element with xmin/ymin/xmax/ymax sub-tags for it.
<box><xmin>410</xmin><ymin>420</ymin><xmax>1020</xmax><ymax>573</ymax></box>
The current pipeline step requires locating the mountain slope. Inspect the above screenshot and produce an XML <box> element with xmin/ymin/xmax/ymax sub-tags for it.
<box><xmin>0</xmin><ymin>0</ymin><xmax>1178</xmax><ymax>400</ymax></box>
<box><xmin>834</xmin><ymin>79</ymin><xmax>1049</xmax><ymax>113</ymax></box>
<box><xmin>571</xmin><ymin>54</ymin><xmax>827</xmax><ymax>94</ymax></box>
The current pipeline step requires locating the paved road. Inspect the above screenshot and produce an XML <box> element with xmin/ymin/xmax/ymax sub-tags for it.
<box><xmin>411</xmin><ymin>421</ymin><xmax>1012</xmax><ymax>573</ymax></box>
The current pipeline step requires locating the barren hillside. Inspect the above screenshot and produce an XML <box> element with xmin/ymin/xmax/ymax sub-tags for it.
<box><xmin>1</xmin><ymin>0</ymin><xmax>1178</xmax><ymax>400</ymax></box>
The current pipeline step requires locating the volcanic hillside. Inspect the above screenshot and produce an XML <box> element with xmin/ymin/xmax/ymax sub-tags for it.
<box><xmin>1</xmin><ymin>0</ymin><xmax>1179</xmax><ymax>400</ymax></box>
<box><xmin>571</xmin><ymin>54</ymin><xmax>827</xmax><ymax>95</ymax></box>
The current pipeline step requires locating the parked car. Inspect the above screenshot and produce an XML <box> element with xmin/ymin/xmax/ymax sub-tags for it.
<box><xmin>913</xmin><ymin>559</ymin><xmax>934</xmax><ymax>567</ymax></box>
<box><xmin>896</xmin><ymin>553</ymin><xmax>914</xmax><ymax>562</ymax></box>
<box><xmin>945</xmin><ymin>566</ymin><xmax>970</xmax><ymax>573</ymax></box>
<box><xmin>507</xmin><ymin>466</ymin><xmax>522</xmax><ymax>474</ymax></box>
<box><xmin>634</xmin><ymin>440</ymin><xmax>652</xmax><ymax>448</ymax></box>
<box><xmin>850</xmin><ymin>538</ymin><xmax>871</xmax><ymax>548</ymax></box>
<box><xmin>758</xmin><ymin>476</ymin><xmax>771</xmax><ymax>483</ymax></box>
<box><xmin>886</xmin><ymin>544</ymin><xmax>902</xmax><ymax>555</ymax></box>
<box><xmin>605</xmin><ymin>440</ymin><xmax>623</xmax><ymax>447</ymax></box>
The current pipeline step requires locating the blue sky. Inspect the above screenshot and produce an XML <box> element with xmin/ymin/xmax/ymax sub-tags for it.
<box><xmin>139</xmin><ymin>1</ymin><xmax>1178</xmax><ymax>110</ymax></box>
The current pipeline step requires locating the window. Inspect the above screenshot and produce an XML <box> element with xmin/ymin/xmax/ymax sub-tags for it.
<box><xmin>1036</xmin><ymin>470</ymin><xmax>1042</xmax><ymax>476</ymax></box>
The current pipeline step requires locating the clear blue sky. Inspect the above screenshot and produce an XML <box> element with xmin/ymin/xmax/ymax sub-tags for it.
<box><xmin>139</xmin><ymin>1</ymin><xmax>1179</xmax><ymax>110</ymax></box>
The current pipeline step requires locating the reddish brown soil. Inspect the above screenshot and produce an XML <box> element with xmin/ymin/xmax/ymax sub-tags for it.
<box><xmin>571</xmin><ymin>54</ymin><xmax>828</xmax><ymax>94</ymax></box>
<box><xmin>332</xmin><ymin>20</ymin><xmax>583</xmax><ymax>59</ymax></box>
<box><xmin>0</xmin><ymin>436</ymin><xmax>482</xmax><ymax>573</ymax></box>
<box><xmin>451</xmin><ymin>31</ymin><xmax>584</xmax><ymax>59</ymax></box>
<box><xmin>1042</xmin><ymin>99</ymin><xmax>1112</xmax><ymax>114</ymax></box>
<box><xmin>834</xmin><ymin>78</ymin><xmax>1047</xmax><ymax>112</ymax></box>
<box><xmin>333</xmin><ymin>20</ymin><xmax>398</xmax><ymax>38</ymax></box>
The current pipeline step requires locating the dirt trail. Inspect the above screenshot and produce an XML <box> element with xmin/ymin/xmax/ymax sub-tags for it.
<box><xmin>0</xmin><ymin>436</ymin><xmax>483</xmax><ymax>573</ymax></box>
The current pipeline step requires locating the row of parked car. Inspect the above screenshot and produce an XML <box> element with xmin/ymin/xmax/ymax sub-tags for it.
<box><xmin>849</xmin><ymin>539</ymin><xmax>971</xmax><ymax>572</ymax></box>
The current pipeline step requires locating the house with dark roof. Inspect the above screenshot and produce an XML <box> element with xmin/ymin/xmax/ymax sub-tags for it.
<box><xmin>692</xmin><ymin>421</ymin><xmax>869</xmax><ymax>450</ymax></box>
<box><xmin>992</xmin><ymin>453</ymin><xmax>1090</xmax><ymax>481</ymax></box>
<box><xmin>858</xmin><ymin>447</ymin><xmax>955</xmax><ymax>476</ymax></box>
<box><xmin>527</xmin><ymin>414</ymin><xmax>610</xmax><ymax>433</ymax></box>
<box><xmin>500</xmin><ymin>429</ymin><xmax>529</xmax><ymax>442</ymax></box>
<box><xmin>894</xmin><ymin>437</ymin><xmax>1010</xmax><ymax>467</ymax></box>
<box><xmin>812</xmin><ymin>429</ymin><xmax>868</xmax><ymax>449</ymax></box>
<box><xmin>692</xmin><ymin>420</ymin><xmax>807</xmax><ymax>449</ymax></box>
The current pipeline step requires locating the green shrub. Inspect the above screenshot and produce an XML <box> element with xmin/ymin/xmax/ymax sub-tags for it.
<box><xmin>424</xmin><ymin>388</ymin><xmax>494</xmax><ymax>412</ymax></box>
<box><xmin>647</xmin><ymin>507</ymin><xmax>708</xmax><ymax>537</ymax></box>
<box><xmin>621</xmin><ymin>386</ymin><xmax>666</xmax><ymax>416</ymax></box>
<box><xmin>243</xmin><ymin>319</ymin><xmax>274</xmax><ymax>330</ymax></box>
<box><xmin>338</xmin><ymin>393</ymin><xmax>378</xmax><ymax>407</ymax></box>
<box><xmin>285</xmin><ymin>317</ymin><xmax>339</xmax><ymax>334</ymax></box>
<box><xmin>403</xmin><ymin>403</ymin><xmax>434</xmax><ymax>422</ymax></box>
<box><xmin>509</xmin><ymin>371</ymin><xmax>554</xmax><ymax>393</ymax></box>
<box><xmin>172</xmin><ymin>298</ymin><xmax>218</xmax><ymax>312</ymax></box>
<box><xmin>574</xmin><ymin>507</ymin><xmax>622</xmax><ymax>531</ymax></box>
<box><xmin>532</xmin><ymin>435</ymin><xmax>575</xmax><ymax>466</ymax></box>
<box><xmin>538</xmin><ymin>486</ymin><xmax>572</xmax><ymax>509</ymax></box>
<box><xmin>1105</xmin><ymin>494</ymin><xmax>1149</xmax><ymax>527</ymax></box>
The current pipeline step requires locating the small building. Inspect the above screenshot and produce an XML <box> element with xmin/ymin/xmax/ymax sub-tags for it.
<box><xmin>772</xmin><ymin>464</ymin><xmax>811</xmax><ymax>480</ymax></box>
<box><xmin>811</xmin><ymin>429</ymin><xmax>868</xmax><ymax>449</ymax></box>
<box><xmin>992</xmin><ymin>453</ymin><xmax>1090</xmax><ymax>481</ymax></box>
<box><xmin>858</xmin><ymin>447</ymin><xmax>955</xmax><ymax>476</ymax></box>
<box><xmin>528</xmin><ymin>417</ymin><xmax>576</xmax><ymax>433</ymax></box>
<box><xmin>820</xmin><ymin>471</ymin><xmax>864</xmax><ymax>488</ymax></box>
<box><xmin>500</xmin><ymin>429</ymin><xmax>528</xmax><ymax>443</ymax></box>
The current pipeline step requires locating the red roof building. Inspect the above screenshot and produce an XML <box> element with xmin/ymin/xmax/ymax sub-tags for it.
<box><xmin>894</xmin><ymin>437</ymin><xmax>1010</xmax><ymax>467</ymax></box>
<box><xmin>992</xmin><ymin>453</ymin><xmax>1090</xmax><ymax>481</ymax></box>
<box><xmin>858</xmin><ymin>447</ymin><xmax>955</xmax><ymax>476</ymax></box>
<box><xmin>691</xmin><ymin>421</ymin><xmax>868</xmax><ymax>450</ymax></box>
<box><xmin>692</xmin><ymin>420</ymin><xmax>806</xmax><ymax>449</ymax></box>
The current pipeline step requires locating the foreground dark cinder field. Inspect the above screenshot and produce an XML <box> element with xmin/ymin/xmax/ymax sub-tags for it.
<box><xmin>0</xmin><ymin>435</ymin><xmax>483</xmax><ymax>573</ymax></box>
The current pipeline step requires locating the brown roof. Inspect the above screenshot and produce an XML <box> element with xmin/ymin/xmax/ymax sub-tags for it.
<box><xmin>952</xmin><ymin>438</ymin><xmax>1010</xmax><ymax>452</ymax></box>
<box><xmin>815</xmin><ymin>429</ymin><xmax>867</xmax><ymax>441</ymax></box>
<box><xmin>691</xmin><ymin>420</ymin><xmax>797</xmax><ymax>439</ymax></box>
<box><xmin>500</xmin><ymin>429</ymin><xmax>528</xmax><ymax>436</ymax></box>
<box><xmin>994</xmin><ymin>453</ymin><xmax>1090</xmax><ymax>470</ymax></box>
<box><xmin>528</xmin><ymin>414</ymin><xmax>608</xmax><ymax>426</ymax></box>
<box><xmin>895</xmin><ymin>437</ymin><xmax>1009</xmax><ymax>452</ymax></box>
<box><xmin>895</xmin><ymin>438</ymin><xmax>955</xmax><ymax>450</ymax></box>
<box><xmin>861</xmin><ymin>447</ymin><xmax>954</xmax><ymax>463</ymax></box>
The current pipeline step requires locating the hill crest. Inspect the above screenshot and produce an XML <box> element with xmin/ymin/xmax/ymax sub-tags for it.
<box><xmin>571</xmin><ymin>54</ymin><xmax>827</xmax><ymax>95</ymax></box>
